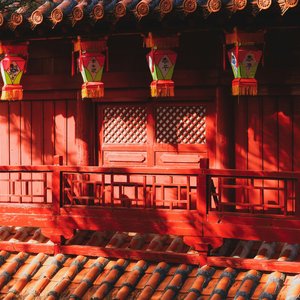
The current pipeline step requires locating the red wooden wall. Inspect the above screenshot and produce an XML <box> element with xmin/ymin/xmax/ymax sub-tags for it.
<box><xmin>235</xmin><ymin>96</ymin><xmax>300</xmax><ymax>172</ymax></box>
<box><xmin>0</xmin><ymin>100</ymin><xmax>77</xmax><ymax>166</ymax></box>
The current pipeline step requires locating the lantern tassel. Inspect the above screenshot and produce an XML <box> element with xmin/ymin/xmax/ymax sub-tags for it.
<box><xmin>232</xmin><ymin>78</ymin><xmax>258</xmax><ymax>96</ymax></box>
<box><xmin>150</xmin><ymin>80</ymin><xmax>174</xmax><ymax>97</ymax></box>
<box><xmin>81</xmin><ymin>82</ymin><xmax>104</xmax><ymax>99</ymax></box>
<box><xmin>1</xmin><ymin>84</ymin><xmax>23</xmax><ymax>101</ymax></box>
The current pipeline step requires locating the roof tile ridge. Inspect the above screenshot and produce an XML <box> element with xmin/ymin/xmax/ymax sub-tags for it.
<box><xmin>285</xmin><ymin>274</ymin><xmax>300</xmax><ymax>300</ymax></box>
<box><xmin>208</xmin><ymin>267</ymin><xmax>238</xmax><ymax>300</ymax></box>
<box><xmin>185</xmin><ymin>265</ymin><xmax>216</xmax><ymax>300</ymax></box>
<box><xmin>91</xmin><ymin>258</ymin><xmax>130</xmax><ymax>299</ymax></box>
<box><xmin>160</xmin><ymin>264</ymin><xmax>194</xmax><ymax>300</ymax></box>
<box><xmin>233</xmin><ymin>269</ymin><xmax>262</xmax><ymax>300</ymax></box>
<box><xmin>24</xmin><ymin>253</ymin><xmax>67</xmax><ymax>300</ymax></box>
<box><xmin>44</xmin><ymin>255</ymin><xmax>88</xmax><ymax>300</ymax></box>
<box><xmin>113</xmin><ymin>259</ymin><xmax>148</xmax><ymax>300</ymax></box>
<box><xmin>0</xmin><ymin>251</ymin><xmax>29</xmax><ymax>291</ymax></box>
<box><xmin>69</xmin><ymin>257</ymin><xmax>109</xmax><ymax>300</ymax></box>
<box><xmin>4</xmin><ymin>252</ymin><xmax>48</xmax><ymax>300</ymax></box>
<box><xmin>258</xmin><ymin>271</ymin><xmax>286</xmax><ymax>300</ymax></box>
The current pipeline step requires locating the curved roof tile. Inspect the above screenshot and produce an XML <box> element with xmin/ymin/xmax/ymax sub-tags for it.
<box><xmin>0</xmin><ymin>227</ymin><xmax>298</xmax><ymax>298</ymax></box>
<box><xmin>0</xmin><ymin>0</ymin><xmax>298</xmax><ymax>35</ymax></box>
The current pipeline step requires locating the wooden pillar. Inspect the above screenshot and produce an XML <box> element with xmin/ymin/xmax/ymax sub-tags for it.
<box><xmin>76</xmin><ymin>98</ymin><xmax>96</xmax><ymax>166</ymax></box>
<box><xmin>215</xmin><ymin>87</ymin><xmax>234</xmax><ymax>170</ymax></box>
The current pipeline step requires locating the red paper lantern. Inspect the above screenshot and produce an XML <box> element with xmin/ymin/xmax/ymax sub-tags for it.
<box><xmin>74</xmin><ymin>38</ymin><xmax>106</xmax><ymax>99</ymax></box>
<box><xmin>225</xmin><ymin>29</ymin><xmax>264</xmax><ymax>96</ymax></box>
<box><xmin>0</xmin><ymin>43</ymin><xmax>28</xmax><ymax>101</ymax></box>
<box><xmin>144</xmin><ymin>33</ymin><xmax>179</xmax><ymax>98</ymax></box>
<box><xmin>146</xmin><ymin>49</ymin><xmax>177</xmax><ymax>97</ymax></box>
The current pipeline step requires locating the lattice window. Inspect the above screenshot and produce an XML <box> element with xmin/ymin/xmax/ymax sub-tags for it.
<box><xmin>103</xmin><ymin>106</ymin><xmax>147</xmax><ymax>144</ymax></box>
<box><xmin>156</xmin><ymin>106</ymin><xmax>206</xmax><ymax>144</ymax></box>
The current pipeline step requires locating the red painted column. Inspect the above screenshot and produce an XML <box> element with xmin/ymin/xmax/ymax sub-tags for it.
<box><xmin>215</xmin><ymin>87</ymin><xmax>235</xmax><ymax>170</ymax></box>
<box><xmin>76</xmin><ymin>97</ymin><xmax>96</xmax><ymax>166</ymax></box>
<box><xmin>215</xmin><ymin>87</ymin><xmax>235</xmax><ymax>210</ymax></box>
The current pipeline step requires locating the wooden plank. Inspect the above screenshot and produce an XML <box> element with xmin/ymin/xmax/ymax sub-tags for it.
<box><xmin>59</xmin><ymin>208</ymin><xmax>202</xmax><ymax>236</ymax></box>
<box><xmin>262</xmin><ymin>97</ymin><xmax>279</xmax><ymax>212</ymax></box>
<box><xmin>20</xmin><ymin>101</ymin><xmax>32</xmax><ymax>203</ymax></box>
<box><xmin>54</xmin><ymin>101</ymin><xmax>67</xmax><ymax>164</ymax></box>
<box><xmin>20</xmin><ymin>101</ymin><xmax>32</xmax><ymax>165</ymax></box>
<box><xmin>43</xmin><ymin>101</ymin><xmax>55</xmax><ymax>165</ymax></box>
<box><xmin>66</xmin><ymin>100</ymin><xmax>77</xmax><ymax>165</ymax></box>
<box><xmin>0</xmin><ymin>103</ymin><xmax>10</xmax><ymax>200</ymax></box>
<box><xmin>247</xmin><ymin>96</ymin><xmax>263</xmax><ymax>171</ymax></box>
<box><xmin>247</xmin><ymin>97</ymin><xmax>263</xmax><ymax>210</ymax></box>
<box><xmin>235</xmin><ymin>97</ymin><xmax>248</xmax><ymax>171</ymax></box>
<box><xmin>263</xmin><ymin>96</ymin><xmax>278</xmax><ymax>171</ymax></box>
<box><xmin>147</xmin><ymin>104</ymin><xmax>155</xmax><ymax>167</ymax></box>
<box><xmin>9</xmin><ymin>102</ymin><xmax>21</xmax><ymax>166</ymax></box>
<box><xmin>61</xmin><ymin>245</ymin><xmax>205</xmax><ymax>265</ymax></box>
<box><xmin>207</xmin><ymin>256</ymin><xmax>300</xmax><ymax>274</ymax></box>
<box><xmin>206</xmin><ymin>101</ymin><xmax>216</xmax><ymax>168</ymax></box>
<box><xmin>9</xmin><ymin>102</ymin><xmax>21</xmax><ymax>203</ymax></box>
<box><xmin>204</xmin><ymin>221</ymin><xmax>300</xmax><ymax>244</ymax></box>
<box><xmin>278</xmin><ymin>97</ymin><xmax>293</xmax><ymax>171</ymax></box>
<box><xmin>293</xmin><ymin>97</ymin><xmax>300</xmax><ymax>171</ymax></box>
<box><xmin>32</xmin><ymin>102</ymin><xmax>44</xmax><ymax>203</ymax></box>
<box><xmin>32</xmin><ymin>102</ymin><xmax>43</xmax><ymax>165</ymax></box>
<box><xmin>0</xmin><ymin>242</ymin><xmax>55</xmax><ymax>254</ymax></box>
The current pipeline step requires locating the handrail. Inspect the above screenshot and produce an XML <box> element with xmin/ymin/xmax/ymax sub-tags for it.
<box><xmin>0</xmin><ymin>164</ymin><xmax>298</xmax><ymax>244</ymax></box>
<box><xmin>0</xmin><ymin>164</ymin><xmax>299</xmax><ymax>179</ymax></box>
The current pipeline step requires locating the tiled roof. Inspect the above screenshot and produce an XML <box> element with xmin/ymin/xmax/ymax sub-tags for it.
<box><xmin>0</xmin><ymin>0</ymin><xmax>299</xmax><ymax>38</ymax></box>
<box><xmin>0</xmin><ymin>227</ymin><xmax>298</xmax><ymax>299</ymax></box>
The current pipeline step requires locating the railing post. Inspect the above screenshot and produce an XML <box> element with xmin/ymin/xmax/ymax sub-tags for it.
<box><xmin>52</xmin><ymin>156</ymin><xmax>63</xmax><ymax>215</ymax></box>
<box><xmin>295</xmin><ymin>175</ymin><xmax>300</xmax><ymax>218</ymax></box>
<box><xmin>197</xmin><ymin>159</ymin><xmax>209</xmax><ymax>218</ymax></box>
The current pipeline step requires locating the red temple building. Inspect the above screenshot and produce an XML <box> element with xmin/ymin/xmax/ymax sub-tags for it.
<box><xmin>0</xmin><ymin>0</ymin><xmax>298</xmax><ymax>298</ymax></box>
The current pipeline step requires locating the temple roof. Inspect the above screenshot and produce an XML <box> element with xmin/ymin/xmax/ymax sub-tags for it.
<box><xmin>0</xmin><ymin>226</ymin><xmax>299</xmax><ymax>299</ymax></box>
<box><xmin>0</xmin><ymin>0</ymin><xmax>299</xmax><ymax>39</ymax></box>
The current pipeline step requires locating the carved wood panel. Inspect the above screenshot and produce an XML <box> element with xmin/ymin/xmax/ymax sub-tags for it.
<box><xmin>99</xmin><ymin>102</ymin><xmax>212</xmax><ymax>167</ymax></box>
<box><xmin>156</xmin><ymin>106</ymin><xmax>206</xmax><ymax>144</ymax></box>
<box><xmin>103</xmin><ymin>106</ymin><xmax>147</xmax><ymax>144</ymax></box>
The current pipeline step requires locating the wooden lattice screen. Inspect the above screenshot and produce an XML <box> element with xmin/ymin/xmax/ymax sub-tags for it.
<box><xmin>156</xmin><ymin>106</ymin><xmax>206</xmax><ymax>144</ymax></box>
<box><xmin>103</xmin><ymin>106</ymin><xmax>147</xmax><ymax>144</ymax></box>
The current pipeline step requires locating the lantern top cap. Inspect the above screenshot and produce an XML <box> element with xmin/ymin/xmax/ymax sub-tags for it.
<box><xmin>144</xmin><ymin>32</ymin><xmax>179</xmax><ymax>49</ymax></box>
<box><xmin>0</xmin><ymin>42</ymin><xmax>28</xmax><ymax>56</ymax></box>
<box><xmin>73</xmin><ymin>37</ymin><xmax>107</xmax><ymax>53</ymax></box>
<box><xmin>225</xmin><ymin>28</ymin><xmax>265</xmax><ymax>46</ymax></box>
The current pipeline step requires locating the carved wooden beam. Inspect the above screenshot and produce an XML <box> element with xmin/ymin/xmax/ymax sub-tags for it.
<box><xmin>277</xmin><ymin>0</ymin><xmax>298</xmax><ymax>14</ymax></box>
<box><xmin>86</xmin><ymin>0</ymin><xmax>104</xmax><ymax>22</ymax></box>
<box><xmin>50</xmin><ymin>0</ymin><xmax>78</xmax><ymax>27</ymax></box>
<box><xmin>135</xmin><ymin>0</ymin><xmax>152</xmax><ymax>18</ymax></box>
<box><xmin>29</xmin><ymin>1</ymin><xmax>55</xmax><ymax>29</ymax></box>
<box><xmin>198</xmin><ymin>0</ymin><xmax>222</xmax><ymax>17</ymax></box>
<box><xmin>71</xmin><ymin>0</ymin><xmax>88</xmax><ymax>26</ymax></box>
<box><xmin>9</xmin><ymin>5</ymin><xmax>29</xmax><ymax>30</ymax></box>
<box><xmin>225</xmin><ymin>0</ymin><xmax>247</xmax><ymax>13</ymax></box>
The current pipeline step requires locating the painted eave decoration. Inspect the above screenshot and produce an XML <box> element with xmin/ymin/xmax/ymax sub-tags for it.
<box><xmin>0</xmin><ymin>0</ymin><xmax>298</xmax><ymax>36</ymax></box>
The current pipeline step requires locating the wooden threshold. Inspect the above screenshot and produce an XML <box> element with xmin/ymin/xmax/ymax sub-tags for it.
<box><xmin>0</xmin><ymin>241</ymin><xmax>205</xmax><ymax>265</ymax></box>
<box><xmin>207</xmin><ymin>256</ymin><xmax>300</xmax><ymax>273</ymax></box>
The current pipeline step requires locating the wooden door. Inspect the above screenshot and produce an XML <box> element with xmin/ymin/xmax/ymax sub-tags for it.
<box><xmin>97</xmin><ymin>101</ymin><xmax>214</xmax><ymax>168</ymax></box>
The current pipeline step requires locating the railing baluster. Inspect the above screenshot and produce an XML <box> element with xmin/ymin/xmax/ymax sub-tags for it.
<box><xmin>111</xmin><ymin>173</ymin><xmax>114</xmax><ymax>207</ymax></box>
<box><xmin>196</xmin><ymin>174</ymin><xmax>207</xmax><ymax>218</ymax></box>
<box><xmin>284</xmin><ymin>179</ymin><xmax>288</xmax><ymax>216</ymax></box>
<box><xmin>186</xmin><ymin>176</ymin><xmax>191</xmax><ymax>210</ymax></box>
<box><xmin>52</xmin><ymin>168</ymin><xmax>61</xmax><ymax>215</ymax></box>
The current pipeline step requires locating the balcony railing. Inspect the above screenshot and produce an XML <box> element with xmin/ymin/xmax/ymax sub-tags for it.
<box><xmin>0</xmin><ymin>165</ymin><xmax>299</xmax><ymax>244</ymax></box>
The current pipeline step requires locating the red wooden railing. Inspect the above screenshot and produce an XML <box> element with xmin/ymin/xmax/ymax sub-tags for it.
<box><xmin>0</xmin><ymin>165</ymin><xmax>299</xmax><ymax>245</ymax></box>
